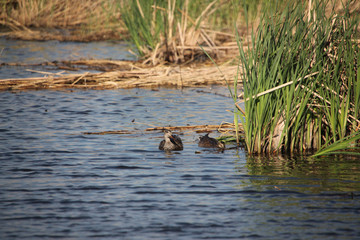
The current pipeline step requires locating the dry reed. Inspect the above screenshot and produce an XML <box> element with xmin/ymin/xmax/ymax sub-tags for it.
<box><xmin>0</xmin><ymin>0</ymin><xmax>126</xmax><ymax>41</ymax></box>
<box><xmin>0</xmin><ymin>60</ymin><xmax>241</xmax><ymax>91</ymax></box>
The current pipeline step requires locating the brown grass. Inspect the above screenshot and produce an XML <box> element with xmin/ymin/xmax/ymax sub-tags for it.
<box><xmin>0</xmin><ymin>28</ymin><xmax>126</xmax><ymax>42</ymax></box>
<box><xmin>0</xmin><ymin>0</ymin><xmax>126</xmax><ymax>41</ymax></box>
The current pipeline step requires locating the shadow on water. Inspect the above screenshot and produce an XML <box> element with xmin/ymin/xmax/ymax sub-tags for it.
<box><xmin>0</xmin><ymin>38</ymin><xmax>360</xmax><ymax>239</ymax></box>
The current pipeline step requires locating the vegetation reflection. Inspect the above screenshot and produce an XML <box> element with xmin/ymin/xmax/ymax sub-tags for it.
<box><xmin>237</xmin><ymin>154</ymin><xmax>360</xmax><ymax>193</ymax></box>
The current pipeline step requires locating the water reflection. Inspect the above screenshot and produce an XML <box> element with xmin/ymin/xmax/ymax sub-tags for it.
<box><xmin>242</xmin><ymin>154</ymin><xmax>360</xmax><ymax>193</ymax></box>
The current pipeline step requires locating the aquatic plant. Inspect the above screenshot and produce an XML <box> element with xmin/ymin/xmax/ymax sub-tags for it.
<box><xmin>236</xmin><ymin>0</ymin><xmax>360</xmax><ymax>155</ymax></box>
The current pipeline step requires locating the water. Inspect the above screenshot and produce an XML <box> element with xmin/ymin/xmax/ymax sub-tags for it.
<box><xmin>0</xmin><ymin>39</ymin><xmax>360</xmax><ymax>239</ymax></box>
<box><xmin>0</xmin><ymin>37</ymin><xmax>136</xmax><ymax>79</ymax></box>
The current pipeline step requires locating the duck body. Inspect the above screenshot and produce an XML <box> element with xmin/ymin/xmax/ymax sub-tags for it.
<box><xmin>198</xmin><ymin>133</ymin><xmax>224</xmax><ymax>149</ymax></box>
<box><xmin>159</xmin><ymin>130</ymin><xmax>183</xmax><ymax>151</ymax></box>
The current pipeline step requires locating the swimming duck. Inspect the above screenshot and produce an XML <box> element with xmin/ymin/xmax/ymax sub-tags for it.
<box><xmin>159</xmin><ymin>129</ymin><xmax>183</xmax><ymax>151</ymax></box>
<box><xmin>198</xmin><ymin>133</ymin><xmax>224</xmax><ymax>149</ymax></box>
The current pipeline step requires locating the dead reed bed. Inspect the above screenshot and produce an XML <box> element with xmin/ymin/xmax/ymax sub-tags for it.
<box><xmin>1</xmin><ymin>28</ymin><xmax>126</xmax><ymax>42</ymax></box>
<box><xmin>0</xmin><ymin>60</ymin><xmax>241</xmax><ymax>91</ymax></box>
<box><xmin>0</xmin><ymin>0</ymin><xmax>126</xmax><ymax>41</ymax></box>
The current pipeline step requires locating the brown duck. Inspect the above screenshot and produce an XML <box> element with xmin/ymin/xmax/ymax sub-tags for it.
<box><xmin>198</xmin><ymin>133</ymin><xmax>224</xmax><ymax>149</ymax></box>
<box><xmin>159</xmin><ymin>129</ymin><xmax>184</xmax><ymax>151</ymax></box>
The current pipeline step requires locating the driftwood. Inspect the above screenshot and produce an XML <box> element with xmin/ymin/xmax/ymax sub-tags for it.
<box><xmin>0</xmin><ymin>60</ymin><xmax>242</xmax><ymax>90</ymax></box>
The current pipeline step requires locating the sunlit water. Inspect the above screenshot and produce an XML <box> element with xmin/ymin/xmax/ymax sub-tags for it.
<box><xmin>0</xmin><ymin>38</ymin><xmax>360</xmax><ymax>239</ymax></box>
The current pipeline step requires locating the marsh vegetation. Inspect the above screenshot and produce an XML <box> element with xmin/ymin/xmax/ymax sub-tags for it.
<box><xmin>236</xmin><ymin>0</ymin><xmax>360</xmax><ymax>156</ymax></box>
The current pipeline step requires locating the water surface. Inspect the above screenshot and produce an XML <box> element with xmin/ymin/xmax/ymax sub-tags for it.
<box><xmin>0</xmin><ymin>37</ymin><xmax>136</xmax><ymax>79</ymax></box>
<box><xmin>0</xmin><ymin>88</ymin><xmax>359</xmax><ymax>240</ymax></box>
<box><xmin>0</xmin><ymin>38</ymin><xmax>359</xmax><ymax>240</ymax></box>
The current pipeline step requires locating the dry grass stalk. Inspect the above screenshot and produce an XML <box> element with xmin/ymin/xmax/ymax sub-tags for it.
<box><xmin>83</xmin><ymin>130</ymin><xmax>134</xmax><ymax>135</ymax></box>
<box><xmin>81</xmin><ymin>123</ymin><xmax>238</xmax><ymax>135</ymax></box>
<box><xmin>145</xmin><ymin>123</ymin><xmax>237</xmax><ymax>132</ymax></box>
<box><xmin>236</xmin><ymin>71</ymin><xmax>319</xmax><ymax>106</ymax></box>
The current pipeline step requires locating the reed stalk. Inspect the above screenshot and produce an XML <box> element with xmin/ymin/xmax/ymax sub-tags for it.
<box><xmin>236</xmin><ymin>0</ymin><xmax>360</xmax><ymax>155</ymax></box>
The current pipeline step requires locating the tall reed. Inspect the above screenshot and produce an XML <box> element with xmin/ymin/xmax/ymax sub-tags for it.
<box><xmin>120</xmin><ymin>0</ymin><xmax>242</xmax><ymax>64</ymax></box>
<box><xmin>236</xmin><ymin>0</ymin><xmax>360</xmax><ymax>155</ymax></box>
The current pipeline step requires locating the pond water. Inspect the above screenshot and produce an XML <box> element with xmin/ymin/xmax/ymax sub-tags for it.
<box><xmin>0</xmin><ymin>38</ymin><xmax>360</xmax><ymax>239</ymax></box>
<box><xmin>0</xmin><ymin>37</ymin><xmax>136</xmax><ymax>79</ymax></box>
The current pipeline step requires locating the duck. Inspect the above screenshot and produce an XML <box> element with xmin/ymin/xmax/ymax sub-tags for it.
<box><xmin>198</xmin><ymin>133</ymin><xmax>224</xmax><ymax>149</ymax></box>
<box><xmin>159</xmin><ymin>129</ymin><xmax>183</xmax><ymax>151</ymax></box>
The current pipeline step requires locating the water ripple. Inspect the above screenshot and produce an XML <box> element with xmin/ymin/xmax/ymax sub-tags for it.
<box><xmin>0</xmin><ymin>87</ymin><xmax>359</xmax><ymax>240</ymax></box>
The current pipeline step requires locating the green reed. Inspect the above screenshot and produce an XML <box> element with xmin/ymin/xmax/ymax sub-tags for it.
<box><xmin>120</xmin><ymin>0</ymin><xmax>244</xmax><ymax>58</ymax></box>
<box><xmin>120</xmin><ymin>0</ymin><xmax>173</xmax><ymax>56</ymax></box>
<box><xmin>236</xmin><ymin>0</ymin><xmax>360</xmax><ymax>155</ymax></box>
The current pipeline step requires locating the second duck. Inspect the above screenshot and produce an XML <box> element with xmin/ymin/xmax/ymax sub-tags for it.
<box><xmin>198</xmin><ymin>133</ymin><xmax>224</xmax><ymax>149</ymax></box>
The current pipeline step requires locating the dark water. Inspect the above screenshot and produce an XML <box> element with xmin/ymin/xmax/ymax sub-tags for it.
<box><xmin>0</xmin><ymin>39</ymin><xmax>360</xmax><ymax>239</ymax></box>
